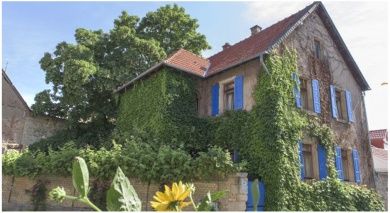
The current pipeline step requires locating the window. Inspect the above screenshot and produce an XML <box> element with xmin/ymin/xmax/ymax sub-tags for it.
<box><xmin>314</xmin><ymin>40</ymin><xmax>321</xmax><ymax>59</ymax></box>
<box><xmin>335</xmin><ymin>89</ymin><xmax>348</xmax><ymax>121</ymax></box>
<box><xmin>299</xmin><ymin>77</ymin><xmax>313</xmax><ymax>111</ymax></box>
<box><xmin>341</xmin><ymin>149</ymin><xmax>354</xmax><ymax>182</ymax></box>
<box><xmin>303</xmin><ymin>144</ymin><xmax>315</xmax><ymax>179</ymax></box>
<box><xmin>224</xmin><ymin>82</ymin><xmax>234</xmax><ymax>111</ymax></box>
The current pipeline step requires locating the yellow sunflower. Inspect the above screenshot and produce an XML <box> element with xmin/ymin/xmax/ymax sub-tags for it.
<box><xmin>150</xmin><ymin>181</ymin><xmax>192</xmax><ymax>211</ymax></box>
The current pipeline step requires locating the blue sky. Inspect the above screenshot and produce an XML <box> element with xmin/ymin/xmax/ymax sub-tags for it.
<box><xmin>2</xmin><ymin>1</ymin><xmax>388</xmax><ymax>130</ymax></box>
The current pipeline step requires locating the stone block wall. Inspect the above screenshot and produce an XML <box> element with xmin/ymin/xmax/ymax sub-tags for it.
<box><xmin>2</xmin><ymin>173</ymin><xmax>248</xmax><ymax>211</ymax></box>
<box><xmin>375</xmin><ymin>172</ymin><xmax>388</xmax><ymax>210</ymax></box>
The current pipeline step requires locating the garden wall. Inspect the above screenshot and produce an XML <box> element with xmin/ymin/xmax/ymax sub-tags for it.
<box><xmin>2</xmin><ymin>173</ymin><xmax>247</xmax><ymax>211</ymax></box>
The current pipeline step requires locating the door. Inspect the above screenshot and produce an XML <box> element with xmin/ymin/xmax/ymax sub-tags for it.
<box><xmin>246</xmin><ymin>180</ymin><xmax>265</xmax><ymax>211</ymax></box>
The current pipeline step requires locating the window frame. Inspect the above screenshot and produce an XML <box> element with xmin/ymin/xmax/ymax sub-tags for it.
<box><xmin>340</xmin><ymin>148</ymin><xmax>355</xmax><ymax>182</ymax></box>
<box><xmin>299</xmin><ymin>76</ymin><xmax>314</xmax><ymax>112</ymax></box>
<box><xmin>223</xmin><ymin>81</ymin><xmax>235</xmax><ymax>111</ymax></box>
<box><xmin>314</xmin><ymin>39</ymin><xmax>321</xmax><ymax>59</ymax></box>
<box><xmin>302</xmin><ymin>136</ymin><xmax>320</xmax><ymax>180</ymax></box>
<box><xmin>335</xmin><ymin>87</ymin><xmax>348</xmax><ymax>121</ymax></box>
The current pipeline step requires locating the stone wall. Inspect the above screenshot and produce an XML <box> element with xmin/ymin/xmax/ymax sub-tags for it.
<box><xmin>375</xmin><ymin>172</ymin><xmax>388</xmax><ymax>210</ymax></box>
<box><xmin>283</xmin><ymin>11</ymin><xmax>375</xmax><ymax>187</ymax></box>
<box><xmin>2</xmin><ymin>173</ymin><xmax>248</xmax><ymax>211</ymax></box>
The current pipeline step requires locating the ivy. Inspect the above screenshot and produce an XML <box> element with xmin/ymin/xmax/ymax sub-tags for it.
<box><xmin>117</xmin><ymin>68</ymin><xmax>211</xmax><ymax>153</ymax></box>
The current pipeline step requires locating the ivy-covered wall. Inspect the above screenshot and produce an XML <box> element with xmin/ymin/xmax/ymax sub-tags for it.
<box><xmin>117</xmin><ymin>68</ymin><xmax>211</xmax><ymax>152</ymax></box>
<box><xmin>209</xmin><ymin>49</ymin><xmax>384</xmax><ymax>211</ymax></box>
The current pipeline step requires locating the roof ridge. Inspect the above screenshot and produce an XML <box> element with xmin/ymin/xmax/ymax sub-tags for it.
<box><xmin>164</xmin><ymin>49</ymin><xmax>184</xmax><ymax>63</ymax></box>
<box><xmin>207</xmin><ymin>1</ymin><xmax>317</xmax><ymax>60</ymax></box>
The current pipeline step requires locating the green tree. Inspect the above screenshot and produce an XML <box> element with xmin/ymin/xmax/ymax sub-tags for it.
<box><xmin>137</xmin><ymin>4</ymin><xmax>210</xmax><ymax>55</ymax></box>
<box><xmin>32</xmin><ymin>5</ymin><xmax>210</xmax><ymax>145</ymax></box>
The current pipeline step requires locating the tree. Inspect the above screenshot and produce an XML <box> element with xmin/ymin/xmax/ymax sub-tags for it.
<box><xmin>137</xmin><ymin>4</ymin><xmax>210</xmax><ymax>55</ymax></box>
<box><xmin>32</xmin><ymin>5</ymin><xmax>210</xmax><ymax>144</ymax></box>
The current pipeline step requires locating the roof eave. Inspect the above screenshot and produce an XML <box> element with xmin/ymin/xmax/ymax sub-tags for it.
<box><xmin>316</xmin><ymin>2</ymin><xmax>370</xmax><ymax>91</ymax></box>
<box><xmin>114</xmin><ymin>62</ymin><xmax>164</xmax><ymax>93</ymax></box>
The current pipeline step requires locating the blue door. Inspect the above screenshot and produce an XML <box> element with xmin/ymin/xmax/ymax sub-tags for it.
<box><xmin>246</xmin><ymin>180</ymin><xmax>265</xmax><ymax>211</ymax></box>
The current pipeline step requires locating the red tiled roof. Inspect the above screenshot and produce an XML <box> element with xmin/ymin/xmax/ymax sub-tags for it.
<box><xmin>370</xmin><ymin>129</ymin><xmax>388</xmax><ymax>140</ymax></box>
<box><xmin>371</xmin><ymin>146</ymin><xmax>388</xmax><ymax>172</ymax></box>
<box><xmin>164</xmin><ymin>49</ymin><xmax>209</xmax><ymax>77</ymax></box>
<box><xmin>206</xmin><ymin>2</ymin><xmax>315</xmax><ymax>76</ymax></box>
<box><xmin>116</xmin><ymin>1</ymin><xmax>370</xmax><ymax>93</ymax></box>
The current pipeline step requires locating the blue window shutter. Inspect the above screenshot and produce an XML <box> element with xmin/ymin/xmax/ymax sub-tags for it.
<box><xmin>330</xmin><ymin>85</ymin><xmax>338</xmax><ymax>118</ymax></box>
<box><xmin>246</xmin><ymin>181</ymin><xmax>253</xmax><ymax>211</ymax></box>
<box><xmin>292</xmin><ymin>73</ymin><xmax>302</xmax><ymax>108</ymax></box>
<box><xmin>317</xmin><ymin>144</ymin><xmax>327</xmax><ymax>180</ymax></box>
<box><xmin>298</xmin><ymin>141</ymin><xmax>305</xmax><ymax>179</ymax></box>
<box><xmin>211</xmin><ymin>83</ymin><xmax>219</xmax><ymax>116</ymax></box>
<box><xmin>233</xmin><ymin>150</ymin><xmax>239</xmax><ymax>163</ymax></box>
<box><xmin>335</xmin><ymin>146</ymin><xmax>344</xmax><ymax>180</ymax></box>
<box><xmin>345</xmin><ymin>90</ymin><xmax>355</xmax><ymax>122</ymax></box>
<box><xmin>258</xmin><ymin>181</ymin><xmax>266</xmax><ymax>211</ymax></box>
<box><xmin>312</xmin><ymin>79</ymin><xmax>321</xmax><ymax>113</ymax></box>
<box><xmin>234</xmin><ymin>75</ymin><xmax>244</xmax><ymax>110</ymax></box>
<box><xmin>352</xmin><ymin>149</ymin><xmax>361</xmax><ymax>184</ymax></box>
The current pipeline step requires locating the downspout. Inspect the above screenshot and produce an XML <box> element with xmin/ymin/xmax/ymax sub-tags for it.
<box><xmin>259</xmin><ymin>53</ymin><xmax>270</xmax><ymax>75</ymax></box>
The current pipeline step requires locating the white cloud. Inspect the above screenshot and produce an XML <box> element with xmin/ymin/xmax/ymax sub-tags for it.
<box><xmin>244</xmin><ymin>1</ymin><xmax>388</xmax><ymax>130</ymax></box>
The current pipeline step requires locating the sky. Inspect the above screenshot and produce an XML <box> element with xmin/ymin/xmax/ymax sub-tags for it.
<box><xmin>2</xmin><ymin>0</ymin><xmax>389</xmax><ymax>130</ymax></box>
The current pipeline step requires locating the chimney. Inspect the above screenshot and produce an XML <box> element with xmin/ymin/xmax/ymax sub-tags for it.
<box><xmin>222</xmin><ymin>42</ymin><xmax>231</xmax><ymax>50</ymax></box>
<box><xmin>250</xmin><ymin>25</ymin><xmax>262</xmax><ymax>36</ymax></box>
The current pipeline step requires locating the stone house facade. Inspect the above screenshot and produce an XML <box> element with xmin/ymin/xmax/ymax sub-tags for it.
<box><xmin>2</xmin><ymin>70</ymin><xmax>66</xmax><ymax>150</ymax></box>
<box><xmin>116</xmin><ymin>1</ymin><xmax>375</xmax><ymax>189</ymax></box>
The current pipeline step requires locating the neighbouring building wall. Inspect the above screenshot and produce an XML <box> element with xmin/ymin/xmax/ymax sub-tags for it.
<box><xmin>284</xmin><ymin>11</ymin><xmax>375</xmax><ymax>187</ymax></box>
<box><xmin>2</xmin><ymin>72</ymin><xmax>66</xmax><ymax>147</ymax></box>
<box><xmin>375</xmin><ymin>172</ymin><xmax>388</xmax><ymax>210</ymax></box>
<box><xmin>196</xmin><ymin>59</ymin><xmax>261</xmax><ymax>117</ymax></box>
<box><xmin>21</xmin><ymin>116</ymin><xmax>66</xmax><ymax>146</ymax></box>
<box><xmin>2</xmin><ymin>73</ymin><xmax>30</xmax><ymax>145</ymax></box>
<box><xmin>2</xmin><ymin>173</ymin><xmax>248</xmax><ymax>211</ymax></box>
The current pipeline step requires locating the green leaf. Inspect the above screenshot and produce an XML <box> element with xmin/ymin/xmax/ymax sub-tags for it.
<box><xmin>72</xmin><ymin>156</ymin><xmax>89</xmax><ymax>198</ymax></box>
<box><xmin>106</xmin><ymin>167</ymin><xmax>141</xmax><ymax>211</ymax></box>
<box><xmin>197</xmin><ymin>190</ymin><xmax>226</xmax><ymax>211</ymax></box>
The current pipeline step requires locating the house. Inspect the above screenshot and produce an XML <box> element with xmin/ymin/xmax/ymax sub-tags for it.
<box><xmin>370</xmin><ymin>129</ymin><xmax>388</xmax><ymax>149</ymax></box>
<box><xmin>370</xmin><ymin>129</ymin><xmax>388</xmax><ymax>209</ymax></box>
<box><xmin>116</xmin><ymin>0</ymin><xmax>375</xmax><ymax>196</ymax></box>
<box><xmin>2</xmin><ymin>70</ymin><xmax>66</xmax><ymax>151</ymax></box>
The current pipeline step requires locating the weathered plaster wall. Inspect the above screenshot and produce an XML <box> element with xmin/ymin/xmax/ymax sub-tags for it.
<box><xmin>2</xmin><ymin>72</ymin><xmax>66</xmax><ymax>147</ymax></box>
<box><xmin>196</xmin><ymin>59</ymin><xmax>261</xmax><ymax>117</ymax></box>
<box><xmin>2</xmin><ymin>74</ymin><xmax>29</xmax><ymax>145</ymax></box>
<box><xmin>2</xmin><ymin>173</ymin><xmax>248</xmax><ymax>211</ymax></box>
<box><xmin>375</xmin><ymin>172</ymin><xmax>388</xmax><ymax>210</ymax></box>
<box><xmin>284</xmin><ymin>11</ymin><xmax>375</xmax><ymax>187</ymax></box>
<box><xmin>21</xmin><ymin>116</ymin><xmax>66</xmax><ymax>146</ymax></box>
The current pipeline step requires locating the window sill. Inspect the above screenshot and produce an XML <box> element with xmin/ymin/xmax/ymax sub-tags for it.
<box><xmin>335</xmin><ymin>118</ymin><xmax>350</xmax><ymax>125</ymax></box>
<box><xmin>302</xmin><ymin>109</ymin><xmax>318</xmax><ymax>117</ymax></box>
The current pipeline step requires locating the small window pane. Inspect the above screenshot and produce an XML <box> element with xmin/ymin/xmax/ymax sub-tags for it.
<box><xmin>315</xmin><ymin>40</ymin><xmax>321</xmax><ymax>59</ymax></box>
<box><xmin>224</xmin><ymin>82</ymin><xmax>235</xmax><ymax>111</ymax></box>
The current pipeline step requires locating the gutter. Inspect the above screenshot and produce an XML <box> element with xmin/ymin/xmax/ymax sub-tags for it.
<box><xmin>259</xmin><ymin>53</ymin><xmax>270</xmax><ymax>74</ymax></box>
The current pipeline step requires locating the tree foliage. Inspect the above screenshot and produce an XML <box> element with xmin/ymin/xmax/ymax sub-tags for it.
<box><xmin>137</xmin><ymin>4</ymin><xmax>210</xmax><ymax>55</ymax></box>
<box><xmin>32</xmin><ymin>5</ymin><xmax>210</xmax><ymax>142</ymax></box>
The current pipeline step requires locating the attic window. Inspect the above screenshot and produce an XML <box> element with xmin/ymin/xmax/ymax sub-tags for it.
<box><xmin>314</xmin><ymin>40</ymin><xmax>321</xmax><ymax>59</ymax></box>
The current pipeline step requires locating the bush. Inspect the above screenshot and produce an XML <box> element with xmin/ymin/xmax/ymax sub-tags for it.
<box><xmin>2</xmin><ymin>136</ymin><xmax>240</xmax><ymax>183</ymax></box>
